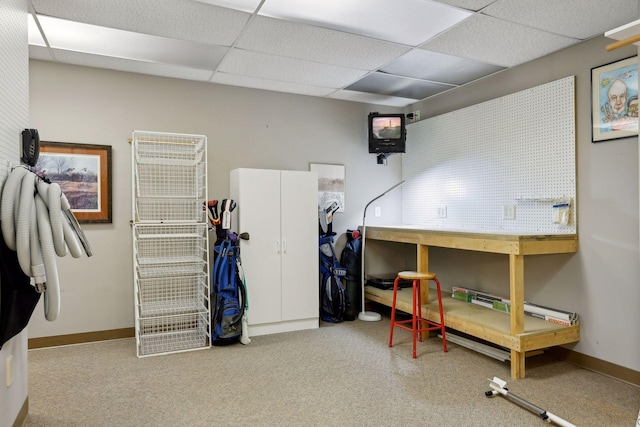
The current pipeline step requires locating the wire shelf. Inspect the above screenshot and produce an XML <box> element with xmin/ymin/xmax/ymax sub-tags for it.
<box><xmin>135</xmin><ymin>223</ymin><xmax>206</xmax><ymax>238</ymax></box>
<box><xmin>135</xmin><ymin>225</ymin><xmax>206</xmax><ymax>265</ymax></box>
<box><xmin>136</xmin><ymin>198</ymin><xmax>205</xmax><ymax>222</ymax></box>
<box><xmin>134</xmin><ymin>135</ymin><xmax>205</xmax><ymax>164</ymax></box>
<box><xmin>138</xmin><ymin>312</ymin><xmax>209</xmax><ymax>356</ymax></box>
<box><xmin>137</xmin><ymin>260</ymin><xmax>206</xmax><ymax>279</ymax></box>
<box><xmin>137</xmin><ymin>273</ymin><xmax>208</xmax><ymax>317</ymax></box>
<box><xmin>135</xmin><ymin>162</ymin><xmax>205</xmax><ymax>198</ymax></box>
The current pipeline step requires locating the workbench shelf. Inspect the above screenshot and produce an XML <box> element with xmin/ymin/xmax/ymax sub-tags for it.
<box><xmin>365</xmin><ymin>286</ymin><xmax>579</xmax><ymax>355</ymax></box>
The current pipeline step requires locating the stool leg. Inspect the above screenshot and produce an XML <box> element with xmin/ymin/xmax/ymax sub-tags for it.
<box><xmin>412</xmin><ymin>279</ymin><xmax>418</xmax><ymax>359</ymax></box>
<box><xmin>388</xmin><ymin>276</ymin><xmax>401</xmax><ymax>348</ymax></box>
<box><xmin>433</xmin><ymin>277</ymin><xmax>448</xmax><ymax>353</ymax></box>
<box><xmin>416</xmin><ymin>279</ymin><xmax>423</xmax><ymax>343</ymax></box>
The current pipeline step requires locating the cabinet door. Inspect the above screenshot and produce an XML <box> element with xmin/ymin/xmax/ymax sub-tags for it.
<box><xmin>231</xmin><ymin>169</ymin><xmax>282</xmax><ymax>325</ymax></box>
<box><xmin>280</xmin><ymin>171</ymin><xmax>319</xmax><ymax>321</ymax></box>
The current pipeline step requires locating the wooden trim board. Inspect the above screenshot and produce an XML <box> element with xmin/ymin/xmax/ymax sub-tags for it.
<box><xmin>12</xmin><ymin>397</ymin><xmax>28</xmax><ymax>427</ymax></box>
<box><xmin>28</xmin><ymin>328</ymin><xmax>134</xmax><ymax>349</ymax></box>
<box><xmin>548</xmin><ymin>347</ymin><xmax>640</xmax><ymax>388</ymax></box>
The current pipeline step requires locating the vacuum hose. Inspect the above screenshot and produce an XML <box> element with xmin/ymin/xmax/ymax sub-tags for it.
<box><xmin>1</xmin><ymin>165</ymin><xmax>91</xmax><ymax>321</ymax></box>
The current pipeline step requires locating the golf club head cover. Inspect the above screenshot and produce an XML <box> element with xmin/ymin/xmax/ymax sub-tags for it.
<box><xmin>221</xmin><ymin>199</ymin><xmax>233</xmax><ymax>230</ymax></box>
<box><xmin>206</xmin><ymin>199</ymin><xmax>220</xmax><ymax>226</ymax></box>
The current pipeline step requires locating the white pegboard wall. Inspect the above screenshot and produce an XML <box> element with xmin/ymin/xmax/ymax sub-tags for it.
<box><xmin>402</xmin><ymin>76</ymin><xmax>576</xmax><ymax>234</ymax></box>
<box><xmin>0</xmin><ymin>0</ymin><xmax>29</xmax><ymax>185</ymax></box>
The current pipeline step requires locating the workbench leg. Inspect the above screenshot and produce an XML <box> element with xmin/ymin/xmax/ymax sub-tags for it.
<box><xmin>511</xmin><ymin>350</ymin><xmax>525</xmax><ymax>379</ymax></box>
<box><xmin>417</xmin><ymin>244</ymin><xmax>429</xmax><ymax>304</ymax></box>
<box><xmin>509</xmin><ymin>254</ymin><xmax>525</xmax><ymax>379</ymax></box>
<box><xmin>417</xmin><ymin>244</ymin><xmax>429</xmax><ymax>340</ymax></box>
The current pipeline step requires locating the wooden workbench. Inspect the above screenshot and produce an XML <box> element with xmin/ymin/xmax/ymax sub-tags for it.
<box><xmin>364</xmin><ymin>226</ymin><xmax>580</xmax><ymax>379</ymax></box>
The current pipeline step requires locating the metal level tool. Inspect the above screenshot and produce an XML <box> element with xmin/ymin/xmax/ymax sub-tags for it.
<box><xmin>485</xmin><ymin>377</ymin><xmax>576</xmax><ymax>427</ymax></box>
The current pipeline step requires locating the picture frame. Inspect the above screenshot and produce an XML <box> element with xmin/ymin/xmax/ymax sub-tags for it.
<box><xmin>34</xmin><ymin>141</ymin><xmax>113</xmax><ymax>223</ymax></box>
<box><xmin>591</xmin><ymin>56</ymin><xmax>638</xmax><ymax>142</ymax></box>
<box><xmin>310</xmin><ymin>163</ymin><xmax>345</xmax><ymax>213</ymax></box>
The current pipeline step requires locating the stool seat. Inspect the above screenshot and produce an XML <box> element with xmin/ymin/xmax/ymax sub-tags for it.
<box><xmin>389</xmin><ymin>270</ymin><xmax>448</xmax><ymax>358</ymax></box>
<box><xmin>397</xmin><ymin>271</ymin><xmax>436</xmax><ymax>281</ymax></box>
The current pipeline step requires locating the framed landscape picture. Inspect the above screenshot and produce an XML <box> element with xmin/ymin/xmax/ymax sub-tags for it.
<box><xmin>34</xmin><ymin>141</ymin><xmax>112</xmax><ymax>223</ymax></box>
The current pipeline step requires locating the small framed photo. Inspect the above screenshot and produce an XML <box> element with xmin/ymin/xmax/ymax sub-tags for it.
<box><xmin>34</xmin><ymin>141</ymin><xmax>113</xmax><ymax>223</ymax></box>
<box><xmin>591</xmin><ymin>56</ymin><xmax>638</xmax><ymax>142</ymax></box>
<box><xmin>310</xmin><ymin>163</ymin><xmax>345</xmax><ymax>212</ymax></box>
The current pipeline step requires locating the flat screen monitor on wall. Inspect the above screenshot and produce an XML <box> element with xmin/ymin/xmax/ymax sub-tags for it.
<box><xmin>368</xmin><ymin>112</ymin><xmax>406</xmax><ymax>154</ymax></box>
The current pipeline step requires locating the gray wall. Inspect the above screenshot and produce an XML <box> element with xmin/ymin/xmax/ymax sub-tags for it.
<box><xmin>0</xmin><ymin>1</ymin><xmax>29</xmax><ymax>426</ymax></box>
<box><xmin>26</xmin><ymin>26</ymin><xmax>640</xmax><ymax>376</ymax></box>
<box><xmin>405</xmin><ymin>35</ymin><xmax>639</xmax><ymax>373</ymax></box>
<box><xmin>27</xmin><ymin>60</ymin><xmax>404</xmax><ymax>338</ymax></box>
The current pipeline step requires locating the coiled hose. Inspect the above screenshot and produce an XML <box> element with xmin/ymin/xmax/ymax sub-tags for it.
<box><xmin>1</xmin><ymin>165</ymin><xmax>92</xmax><ymax>321</ymax></box>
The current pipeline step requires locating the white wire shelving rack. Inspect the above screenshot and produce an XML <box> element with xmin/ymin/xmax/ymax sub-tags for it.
<box><xmin>131</xmin><ymin>131</ymin><xmax>210</xmax><ymax>357</ymax></box>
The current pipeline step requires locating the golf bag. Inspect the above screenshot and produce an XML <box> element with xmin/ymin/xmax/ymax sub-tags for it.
<box><xmin>319</xmin><ymin>232</ymin><xmax>347</xmax><ymax>323</ymax></box>
<box><xmin>340</xmin><ymin>229</ymin><xmax>362</xmax><ymax>318</ymax></box>
<box><xmin>211</xmin><ymin>237</ymin><xmax>246</xmax><ymax>345</ymax></box>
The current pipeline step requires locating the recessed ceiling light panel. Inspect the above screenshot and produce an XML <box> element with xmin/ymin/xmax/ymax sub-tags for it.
<box><xmin>259</xmin><ymin>0</ymin><xmax>471</xmax><ymax>46</ymax></box>
<box><xmin>28</xmin><ymin>14</ymin><xmax>47</xmax><ymax>47</ymax></box>
<box><xmin>35</xmin><ymin>15</ymin><xmax>228</xmax><ymax>70</ymax></box>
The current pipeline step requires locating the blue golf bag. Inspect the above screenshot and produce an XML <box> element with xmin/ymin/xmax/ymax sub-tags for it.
<box><xmin>211</xmin><ymin>237</ymin><xmax>246</xmax><ymax>345</ymax></box>
<box><xmin>319</xmin><ymin>232</ymin><xmax>347</xmax><ymax>323</ymax></box>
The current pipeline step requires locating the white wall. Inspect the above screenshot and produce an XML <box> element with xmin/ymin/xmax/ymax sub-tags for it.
<box><xmin>0</xmin><ymin>1</ymin><xmax>29</xmax><ymax>426</ymax></box>
<box><xmin>27</xmin><ymin>60</ymin><xmax>403</xmax><ymax>338</ymax></box>
<box><xmin>406</xmin><ymin>35</ymin><xmax>639</xmax><ymax>373</ymax></box>
<box><xmin>402</xmin><ymin>76</ymin><xmax>576</xmax><ymax>234</ymax></box>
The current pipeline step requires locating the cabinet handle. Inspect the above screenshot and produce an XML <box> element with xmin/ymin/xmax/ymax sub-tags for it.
<box><xmin>282</xmin><ymin>239</ymin><xmax>287</xmax><ymax>254</ymax></box>
<box><xmin>276</xmin><ymin>240</ymin><xmax>280</xmax><ymax>254</ymax></box>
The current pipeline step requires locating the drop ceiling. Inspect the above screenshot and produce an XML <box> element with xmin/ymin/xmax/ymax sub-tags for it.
<box><xmin>28</xmin><ymin>0</ymin><xmax>637</xmax><ymax>107</ymax></box>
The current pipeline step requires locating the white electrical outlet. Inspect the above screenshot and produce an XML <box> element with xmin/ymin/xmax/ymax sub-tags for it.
<box><xmin>502</xmin><ymin>205</ymin><xmax>516</xmax><ymax>220</ymax></box>
<box><xmin>6</xmin><ymin>355</ymin><xmax>13</xmax><ymax>387</ymax></box>
<box><xmin>374</xmin><ymin>206</ymin><xmax>381</xmax><ymax>217</ymax></box>
<box><xmin>437</xmin><ymin>206</ymin><xmax>447</xmax><ymax>218</ymax></box>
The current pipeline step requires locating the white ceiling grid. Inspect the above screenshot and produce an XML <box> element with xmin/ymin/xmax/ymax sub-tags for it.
<box><xmin>28</xmin><ymin>0</ymin><xmax>638</xmax><ymax>107</ymax></box>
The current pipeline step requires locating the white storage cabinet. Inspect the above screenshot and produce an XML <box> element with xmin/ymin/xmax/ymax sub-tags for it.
<box><xmin>132</xmin><ymin>131</ymin><xmax>210</xmax><ymax>357</ymax></box>
<box><xmin>230</xmin><ymin>168</ymin><xmax>318</xmax><ymax>336</ymax></box>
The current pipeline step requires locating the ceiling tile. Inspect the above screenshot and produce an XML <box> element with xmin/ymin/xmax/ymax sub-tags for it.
<box><xmin>421</xmin><ymin>13</ymin><xmax>578</xmax><ymax>67</ymax></box>
<box><xmin>258</xmin><ymin>0</ymin><xmax>472</xmax><ymax>46</ymax></box>
<box><xmin>482</xmin><ymin>0</ymin><xmax>638</xmax><ymax>40</ymax></box>
<box><xmin>236</xmin><ymin>16</ymin><xmax>410</xmax><ymax>70</ymax></box>
<box><xmin>37</xmin><ymin>15</ymin><xmax>228</xmax><ymax>70</ymax></box>
<box><xmin>31</xmin><ymin>0</ymin><xmax>251</xmax><ymax>46</ymax></box>
<box><xmin>434</xmin><ymin>0</ymin><xmax>497</xmax><ymax>12</ymax></box>
<box><xmin>219</xmin><ymin>49</ymin><xmax>369</xmax><ymax>88</ymax></box>
<box><xmin>211</xmin><ymin>72</ymin><xmax>337</xmax><ymax>97</ymax></box>
<box><xmin>380</xmin><ymin>49</ymin><xmax>505</xmax><ymax>85</ymax></box>
<box><xmin>346</xmin><ymin>72</ymin><xmax>453</xmax><ymax>100</ymax></box>
<box><xmin>39</xmin><ymin>48</ymin><xmax>215</xmax><ymax>81</ymax></box>
<box><xmin>190</xmin><ymin>0</ymin><xmax>262</xmax><ymax>13</ymax></box>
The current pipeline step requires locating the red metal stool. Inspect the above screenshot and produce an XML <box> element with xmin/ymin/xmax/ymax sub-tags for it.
<box><xmin>389</xmin><ymin>271</ymin><xmax>448</xmax><ymax>358</ymax></box>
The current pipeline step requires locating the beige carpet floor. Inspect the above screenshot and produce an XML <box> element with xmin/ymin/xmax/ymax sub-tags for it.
<box><xmin>26</xmin><ymin>316</ymin><xmax>639</xmax><ymax>426</ymax></box>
